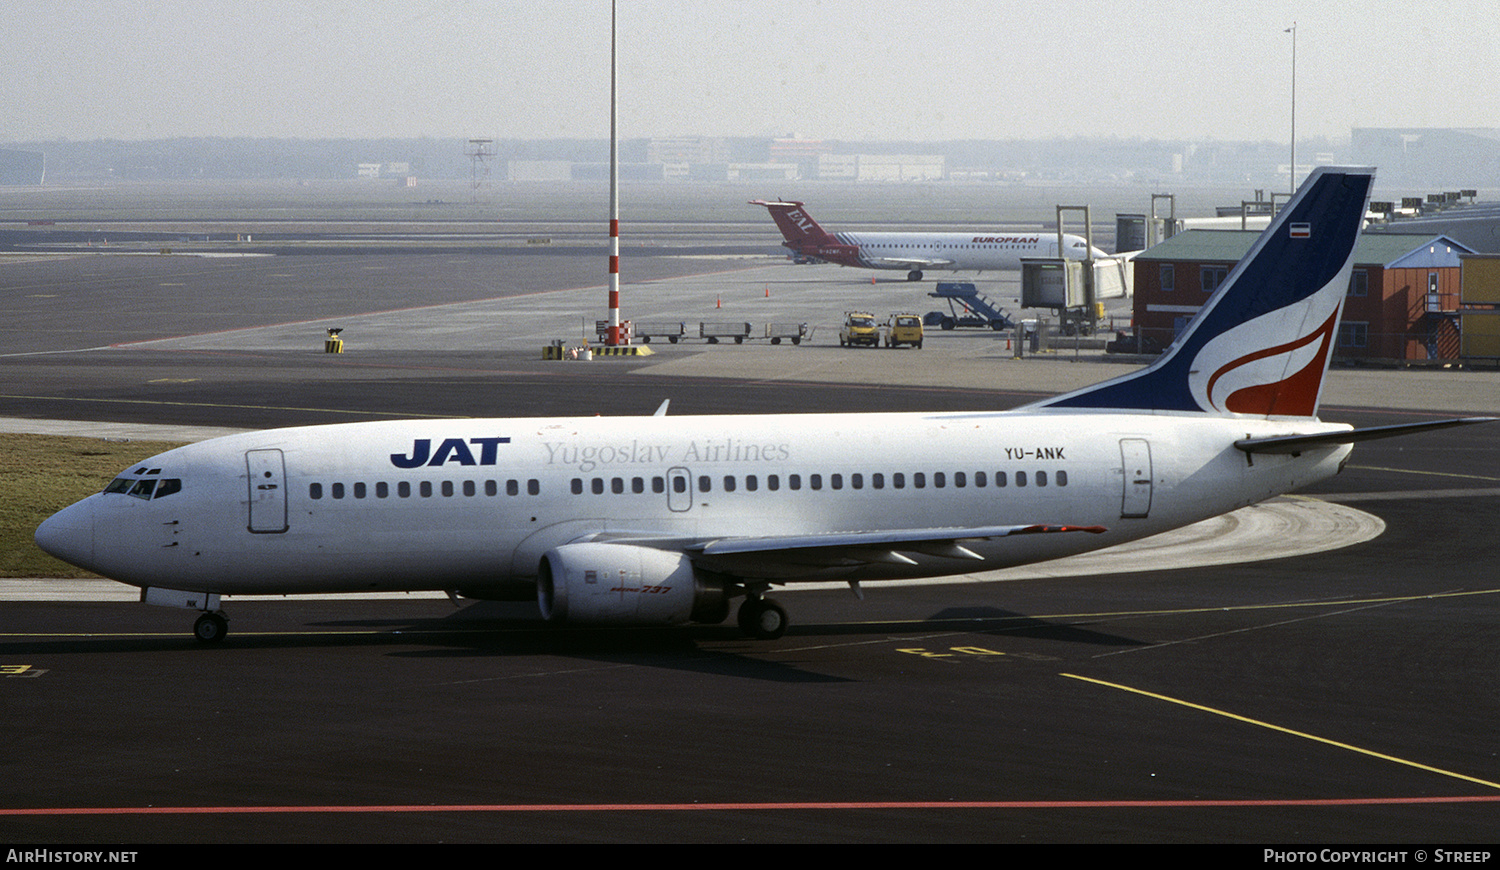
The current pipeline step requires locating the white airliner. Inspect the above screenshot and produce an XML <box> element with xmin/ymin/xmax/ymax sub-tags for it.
<box><xmin>750</xmin><ymin>198</ymin><xmax>1108</xmax><ymax>280</ymax></box>
<box><xmin>36</xmin><ymin>168</ymin><xmax>1489</xmax><ymax>644</ymax></box>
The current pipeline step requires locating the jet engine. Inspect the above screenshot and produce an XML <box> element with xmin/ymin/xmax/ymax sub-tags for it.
<box><xmin>537</xmin><ymin>543</ymin><xmax>729</xmax><ymax>626</ymax></box>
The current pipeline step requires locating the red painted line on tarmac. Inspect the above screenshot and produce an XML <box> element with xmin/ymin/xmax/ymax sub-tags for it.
<box><xmin>7</xmin><ymin>796</ymin><xmax>1500</xmax><ymax>816</ymax></box>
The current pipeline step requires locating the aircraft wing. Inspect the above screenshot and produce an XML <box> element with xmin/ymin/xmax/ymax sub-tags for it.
<box><xmin>868</xmin><ymin>256</ymin><xmax>955</xmax><ymax>269</ymax></box>
<box><xmin>590</xmin><ymin>524</ymin><xmax>1106</xmax><ymax>580</ymax></box>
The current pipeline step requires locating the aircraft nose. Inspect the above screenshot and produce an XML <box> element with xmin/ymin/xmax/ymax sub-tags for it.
<box><xmin>35</xmin><ymin>498</ymin><xmax>96</xmax><ymax>569</ymax></box>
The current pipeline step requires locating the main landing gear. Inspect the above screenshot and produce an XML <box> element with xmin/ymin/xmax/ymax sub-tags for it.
<box><xmin>906</xmin><ymin>269</ymin><xmax>924</xmax><ymax>281</ymax></box>
<box><xmin>736</xmin><ymin>594</ymin><xmax>788</xmax><ymax>640</ymax></box>
<box><xmin>193</xmin><ymin>610</ymin><xmax>229</xmax><ymax>644</ymax></box>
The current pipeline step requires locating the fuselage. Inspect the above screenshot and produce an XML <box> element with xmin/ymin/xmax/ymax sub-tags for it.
<box><xmin>802</xmin><ymin>231</ymin><xmax>1105</xmax><ymax>272</ymax></box>
<box><xmin>36</xmin><ymin>411</ymin><xmax>1351</xmax><ymax>597</ymax></box>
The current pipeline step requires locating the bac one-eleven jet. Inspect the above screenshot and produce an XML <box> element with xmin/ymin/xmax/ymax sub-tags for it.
<box><xmin>750</xmin><ymin>198</ymin><xmax>1108</xmax><ymax>280</ymax></box>
<box><xmin>37</xmin><ymin>167</ymin><xmax>1490</xmax><ymax>644</ymax></box>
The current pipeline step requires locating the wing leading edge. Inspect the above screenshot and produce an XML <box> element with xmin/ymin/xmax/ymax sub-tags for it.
<box><xmin>867</xmin><ymin>256</ymin><xmax>956</xmax><ymax>269</ymax></box>
<box><xmin>593</xmin><ymin>524</ymin><xmax>1107</xmax><ymax>580</ymax></box>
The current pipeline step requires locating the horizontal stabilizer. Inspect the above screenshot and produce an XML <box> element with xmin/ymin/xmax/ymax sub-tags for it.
<box><xmin>1235</xmin><ymin>417</ymin><xmax>1495</xmax><ymax>454</ymax></box>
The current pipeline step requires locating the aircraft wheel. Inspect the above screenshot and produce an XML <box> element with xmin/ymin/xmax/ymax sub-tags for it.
<box><xmin>194</xmin><ymin>611</ymin><xmax>228</xmax><ymax>644</ymax></box>
<box><xmin>907</xmin><ymin>270</ymin><xmax>923</xmax><ymax>281</ymax></box>
<box><xmin>737</xmin><ymin>597</ymin><xmax>788</xmax><ymax>640</ymax></box>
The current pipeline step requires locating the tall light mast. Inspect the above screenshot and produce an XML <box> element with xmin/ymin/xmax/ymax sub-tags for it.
<box><xmin>1286</xmin><ymin>22</ymin><xmax>1297</xmax><ymax>195</ymax></box>
<box><xmin>606</xmin><ymin>0</ymin><xmax>622</xmax><ymax>346</ymax></box>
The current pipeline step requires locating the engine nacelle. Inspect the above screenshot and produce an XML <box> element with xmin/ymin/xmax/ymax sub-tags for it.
<box><xmin>537</xmin><ymin>543</ymin><xmax>727</xmax><ymax>626</ymax></box>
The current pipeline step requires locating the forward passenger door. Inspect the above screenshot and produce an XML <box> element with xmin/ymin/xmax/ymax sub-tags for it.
<box><xmin>246</xmin><ymin>449</ymin><xmax>289</xmax><ymax>533</ymax></box>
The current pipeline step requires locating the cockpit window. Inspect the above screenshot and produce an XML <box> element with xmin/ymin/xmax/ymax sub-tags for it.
<box><xmin>104</xmin><ymin>472</ymin><xmax>182</xmax><ymax>500</ymax></box>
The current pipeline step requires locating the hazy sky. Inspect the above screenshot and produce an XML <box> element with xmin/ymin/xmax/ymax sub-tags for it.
<box><xmin>6</xmin><ymin>0</ymin><xmax>1497</xmax><ymax>143</ymax></box>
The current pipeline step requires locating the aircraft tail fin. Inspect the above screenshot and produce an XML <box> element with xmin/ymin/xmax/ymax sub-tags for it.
<box><xmin>749</xmin><ymin>199</ymin><xmax>838</xmax><ymax>247</ymax></box>
<box><xmin>1034</xmin><ymin>166</ymin><xmax>1375</xmax><ymax>419</ymax></box>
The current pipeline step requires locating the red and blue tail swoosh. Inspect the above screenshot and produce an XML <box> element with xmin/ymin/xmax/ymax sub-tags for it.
<box><xmin>1036</xmin><ymin>166</ymin><xmax>1374</xmax><ymax>418</ymax></box>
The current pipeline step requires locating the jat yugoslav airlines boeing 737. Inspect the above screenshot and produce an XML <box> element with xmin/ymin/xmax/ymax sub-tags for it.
<box><xmin>750</xmin><ymin>197</ymin><xmax>1108</xmax><ymax>280</ymax></box>
<box><xmin>36</xmin><ymin>168</ymin><xmax>1491</xmax><ymax>644</ymax></box>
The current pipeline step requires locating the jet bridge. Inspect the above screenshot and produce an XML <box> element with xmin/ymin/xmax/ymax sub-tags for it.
<box><xmin>1020</xmin><ymin>257</ymin><xmax>1132</xmax><ymax>336</ymax></box>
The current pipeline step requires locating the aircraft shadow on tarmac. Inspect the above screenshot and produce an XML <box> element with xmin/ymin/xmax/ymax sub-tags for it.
<box><xmin>0</xmin><ymin>599</ymin><xmax>1145</xmax><ymax>686</ymax></box>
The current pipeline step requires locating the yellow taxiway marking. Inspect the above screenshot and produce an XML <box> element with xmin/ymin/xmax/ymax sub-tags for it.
<box><xmin>865</xmin><ymin>587</ymin><xmax>1500</xmax><ymax>629</ymax></box>
<box><xmin>1345</xmin><ymin>464</ymin><xmax>1500</xmax><ymax>483</ymax></box>
<box><xmin>1062</xmin><ymin>673</ymin><xmax>1500</xmax><ymax>792</ymax></box>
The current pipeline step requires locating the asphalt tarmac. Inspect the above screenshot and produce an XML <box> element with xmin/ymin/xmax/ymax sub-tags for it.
<box><xmin>3</xmin><ymin>231</ymin><xmax>1499</xmax><ymax>844</ymax></box>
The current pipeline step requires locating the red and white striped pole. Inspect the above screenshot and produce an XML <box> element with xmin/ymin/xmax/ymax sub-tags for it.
<box><xmin>606</xmin><ymin>0</ymin><xmax>622</xmax><ymax>346</ymax></box>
